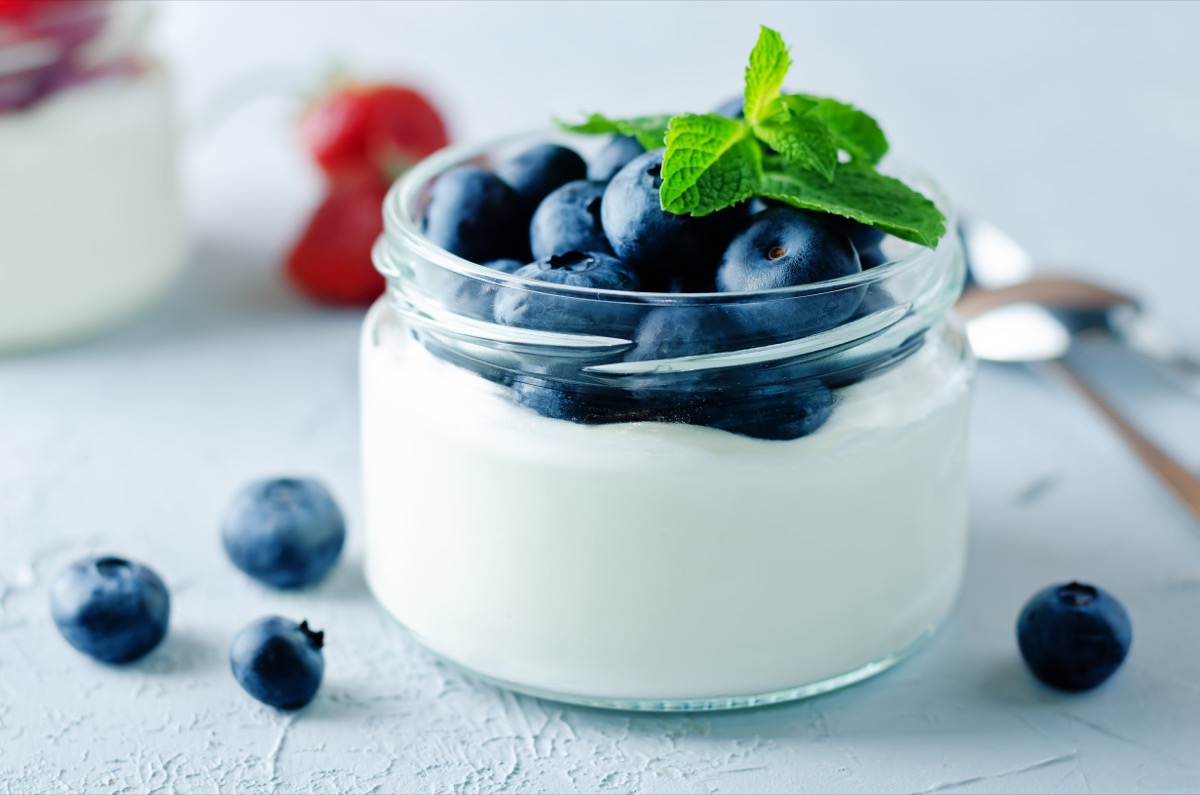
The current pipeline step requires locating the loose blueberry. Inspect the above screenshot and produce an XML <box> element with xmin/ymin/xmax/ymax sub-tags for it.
<box><xmin>587</xmin><ymin>135</ymin><xmax>646</xmax><ymax>182</ymax></box>
<box><xmin>422</xmin><ymin>165</ymin><xmax>529</xmax><ymax>263</ymax></box>
<box><xmin>529</xmin><ymin>180</ymin><xmax>613</xmax><ymax>260</ymax></box>
<box><xmin>222</xmin><ymin>478</ymin><xmax>346</xmax><ymax>589</ymax></box>
<box><xmin>601</xmin><ymin>149</ymin><xmax>746</xmax><ymax>289</ymax></box>
<box><xmin>496</xmin><ymin>143</ymin><xmax>587</xmax><ymax>211</ymax></box>
<box><xmin>50</xmin><ymin>556</ymin><xmax>170</xmax><ymax>663</ymax></box>
<box><xmin>1017</xmin><ymin>581</ymin><xmax>1131</xmax><ymax>692</ymax></box>
<box><xmin>717</xmin><ymin>206</ymin><xmax>864</xmax><ymax>340</ymax></box>
<box><xmin>493</xmin><ymin>251</ymin><xmax>640</xmax><ymax>332</ymax></box>
<box><xmin>230</xmin><ymin>616</ymin><xmax>325</xmax><ymax>710</ymax></box>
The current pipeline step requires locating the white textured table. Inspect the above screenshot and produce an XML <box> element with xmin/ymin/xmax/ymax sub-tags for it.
<box><xmin>4</xmin><ymin>2</ymin><xmax>1200</xmax><ymax>792</ymax></box>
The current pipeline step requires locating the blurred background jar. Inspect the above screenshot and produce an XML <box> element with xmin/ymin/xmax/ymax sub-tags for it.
<box><xmin>0</xmin><ymin>0</ymin><xmax>186</xmax><ymax>352</ymax></box>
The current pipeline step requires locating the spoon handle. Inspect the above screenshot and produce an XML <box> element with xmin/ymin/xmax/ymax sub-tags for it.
<box><xmin>1052</xmin><ymin>360</ymin><xmax>1200</xmax><ymax>520</ymax></box>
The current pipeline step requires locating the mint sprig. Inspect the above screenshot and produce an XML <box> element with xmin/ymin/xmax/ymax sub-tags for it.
<box><xmin>556</xmin><ymin>26</ymin><xmax>947</xmax><ymax>248</ymax></box>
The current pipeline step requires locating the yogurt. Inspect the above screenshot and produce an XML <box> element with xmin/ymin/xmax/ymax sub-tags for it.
<box><xmin>362</xmin><ymin>300</ymin><xmax>972</xmax><ymax>705</ymax></box>
<box><xmin>0</xmin><ymin>63</ymin><xmax>186</xmax><ymax>351</ymax></box>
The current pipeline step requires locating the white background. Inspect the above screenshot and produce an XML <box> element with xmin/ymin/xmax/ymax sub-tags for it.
<box><xmin>3</xmin><ymin>2</ymin><xmax>1200</xmax><ymax>792</ymax></box>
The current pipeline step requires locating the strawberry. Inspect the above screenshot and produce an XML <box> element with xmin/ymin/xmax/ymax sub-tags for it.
<box><xmin>0</xmin><ymin>0</ymin><xmax>41</xmax><ymax>22</ymax></box>
<box><xmin>285</xmin><ymin>174</ymin><xmax>389</xmax><ymax>306</ymax></box>
<box><xmin>299</xmin><ymin>82</ymin><xmax>448</xmax><ymax>183</ymax></box>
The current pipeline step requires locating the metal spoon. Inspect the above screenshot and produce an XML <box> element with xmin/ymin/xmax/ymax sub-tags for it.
<box><xmin>959</xmin><ymin>218</ymin><xmax>1200</xmax><ymax>398</ymax></box>
<box><xmin>958</xmin><ymin>227</ymin><xmax>1200</xmax><ymax>520</ymax></box>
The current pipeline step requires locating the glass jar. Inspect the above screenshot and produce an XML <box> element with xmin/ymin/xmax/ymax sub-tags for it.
<box><xmin>0</xmin><ymin>1</ymin><xmax>186</xmax><ymax>351</ymax></box>
<box><xmin>362</xmin><ymin>133</ymin><xmax>974</xmax><ymax>711</ymax></box>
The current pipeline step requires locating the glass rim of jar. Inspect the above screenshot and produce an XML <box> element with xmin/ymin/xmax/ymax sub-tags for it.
<box><xmin>380</xmin><ymin>129</ymin><xmax>960</xmax><ymax>306</ymax></box>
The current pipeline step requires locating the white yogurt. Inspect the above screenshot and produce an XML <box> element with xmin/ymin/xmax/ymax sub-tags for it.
<box><xmin>362</xmin><ymin>301</ymin><xmax>972</xmax><ymax>704</ymax></box>
<box><xmin>0</xmin><ymin>63</ymin><xmax>186</xmax><ymax>351</ymax></box>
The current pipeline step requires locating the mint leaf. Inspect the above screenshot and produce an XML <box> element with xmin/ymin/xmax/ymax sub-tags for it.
<box><xmin>761</xmin><ymin>160</ymin><xmax>945</xmax><ymax>247</ymax></box>
<box><xmin>660</xmin><ymin>113</ymin><xmax>761</xmax><ymax>216</ymax></box>
<box><xmin>788</xmin><ymin>95</ymin><xmax>888</xmax><ymax>165</ymax></box>
<box><xmin>742</xmin><ymin>26</ymin><xmax>790</xmax><ymax>125</ymax></box>
<box><xmin>754</xmin><ymin>97</ymin><xmax>837</xmax><ymax>181</ymax></box>
<box><xmin>555</xmin><ymin>113</ymin><xmax>671</xmax><ymax>150</ymax></box>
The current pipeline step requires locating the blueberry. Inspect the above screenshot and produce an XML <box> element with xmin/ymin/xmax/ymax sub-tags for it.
<box><xmin>230</xmin><ymin>616</ymin><xmax>325</xmax><ymax>710</ymax></box>
<box><xmin>713</xmin><ymin>95</ymin><xmax>745</xmax><ymax>119</ymax></box>
<box><xmin>833</xmin><ymin>216</ymin><xmax>888</xmax><ymax>269</ymax></box>
<box><xmin>628</xmin><ymin>305</ymin><xmax>743</xmax><ymax>361</ymax></box>
<box><xmin>493</xmin><ymin>251</ymin><xmax>640</xmax><ymax>332</ymax></box>
<box><xmin>481</xmin><ymin>258</ymin><xmax>526</xmax><ymax>275</ymax></box>
<box><xmin>601</xmin><ymin>149</ymin><xmax>746</xmax><ymax>289</ymax></box>
<box><xmin>529</xmin><ymin>180</ymin><xmax>613</xmax><ymax>260</ymax></box>
<box><xmin>511</xmin><ymin>378</ymin><xmax>646</xmax><ymax>425</ymax></box>
<box><xmin>443</xmin><ymin>259</ymin><xmax>526</xmax><ymax>319</ymax></box>
<box><xmin>422</xmin><ymin>165</ymin><xmax>529</xmax><ymax>263</ymax></box>
<box><xmin>222</xmin><ymin>478</ymin><xmax>346</xmax><ymax>589</ymax></box>
<box><xmin>50</xmin><ymin>556</ymin><xmax>170</xmax><ymax>663</ymax></box>
<box><xmin>717</xmin><ymin>206</ymin><xmax>864</xmax><ymax>340</ymax></box>
<box><xmin>496</xmin><ymin>143</ymin><xmax>587</xmax><ymax>211</ymax></box>
<box><xmin>587</xmin><ymin>135</ymin><xmax>646</xmax><ymax>182</ymax></box>
<box><xmin>1017</xmin><ymin>581</ymin><xmax>1131</xmax><ymax>692</ymax></box>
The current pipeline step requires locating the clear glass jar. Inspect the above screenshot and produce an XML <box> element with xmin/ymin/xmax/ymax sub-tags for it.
<box><xmin>362</xmin><ymin>133</ymin><xmax>974</xmax><ymax>711</ymax></box>
<box><xmin>0</xmin><ymin>1</ymin><xmax>186</xmax><ymax>351</ymax></box>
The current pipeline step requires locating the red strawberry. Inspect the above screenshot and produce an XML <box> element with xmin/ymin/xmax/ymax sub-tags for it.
<box><xmin>299</xmin><ymin>82</ymin><xmax>448</xmax><ymax>182</ymax></box>
<box><xmin>285</xmin><ymin>174</ymin><xmax>389</xmax><ymax>306</ymax></box>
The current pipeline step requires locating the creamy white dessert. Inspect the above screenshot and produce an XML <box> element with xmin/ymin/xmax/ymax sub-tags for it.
<box><xmin>0</xmin><ymin>62</ymin><xmax>186</xmax><ymax>351</ymax></box>
<box><xmin>362</xmin><ymin>300</ymin><xmax>972</xmax><ymax>704</ymax></box>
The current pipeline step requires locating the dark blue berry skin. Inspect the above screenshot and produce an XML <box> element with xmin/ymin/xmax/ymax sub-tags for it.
<box><xmin>601</xmin><ymin>149</ymin><xmax>746</xmax><ymax>290</ymax></box>
<box><xmin>50</xmin><ymin>556</ymin><xmax>170</xmax><ymax>663</ymax></box>
<box><xmin>704</xmin><ymin>382</ymin><xmax>834</xmax><ymax>441</ymax></box>
<box><xmin>511</xmin><ymin>379</ymin><xmax>646</xmax><ymax>425</ymax></box>
<box><xmin>717</xmin><ymin>206</ymin><xmax>864</xmax><ymax>340</ymax></box>
<box><xmin>493</xmin><ymin>251</ymin><xmax>640</xmax><ymax>332</ymax></box>
<box><xmin>230</xmin><ymin>617</ymin><xmax>324</xmax><ymax>710</ymax></box>
<box><xmin>713</xmin><ymin>95</ymin><xmax>745</xmax><ymax>119</ymax></box>
<box><xmin>222</xmin><ymin>478</ymin><xmax>346</xmax><ymax>590</ymax></box>
<box><xmin>628</xmin><ymin>306</ymin><xmax>743</xmax><ymax>361</ymax></box>
<box><xmin>1017</xmin><ymin>582</ymin><xmax>1131</xmax><ymax>692</ymax></box>
<box><xmin>422</xmin><ymin>165</ymin><xmax>530</xmax><ymax>263</ymax></box>
<box><xmin>834</xmin><ymin>217</ymin><xmax>888</xmax><ymax>269</ymax></box>
<box><xmin>587</xmin><ymin>135</ymin><xmax>646</xmax><ymax>182</ymax></box>
<box><xmin>529</xmin><ymin>180</ymin><xmax>613</xmax><ymax>260</ymax></box>
<box><xmin>496</xmin><ymin>143</ymin><xmax>587</xmax><ymax>211</ymax></box>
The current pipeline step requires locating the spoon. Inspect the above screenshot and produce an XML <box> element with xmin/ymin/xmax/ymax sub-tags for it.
<box><xmin>957</xmin><ymin>226</ymin><xmax>1200</xmax><ymax>520</ymax></box>
<box><xmin>959</xmin><ymin>218</ymin><xmax>1200</xmax><ymax>398</ymax></box>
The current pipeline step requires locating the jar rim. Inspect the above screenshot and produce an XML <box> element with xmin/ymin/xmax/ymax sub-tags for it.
<box><xmin>382</xmin><ymin>129</ymin><xmax>960</xmax><ymax>305</ymax></box>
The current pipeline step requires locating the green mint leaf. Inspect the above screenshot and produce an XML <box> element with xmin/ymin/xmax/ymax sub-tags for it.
<box><xmin>760</xmin><ymin>160</ymin><xmax>945</xmax><ymax>247</ymax></box>
<box><xmin>660</xmin><ymin>113</ymin><xmax>761</xmax><ymax>216</ymax></box>
<box><xmin>753</xmin><ymin>97</ymin><xmax>837</xmax><ymax>181</ymax></box>
<box><xmin>742</xmin><ymin>26</ymin><xmax>790</xmax><ymax>125</ymax></box>
<box><xmin>555</xmin><ymin>113</ymin><xmax>672</xmax><ymax>150</ymax></box>
<box><xmin>788</xmin><ymin>94</ymin><xmax>888</xmax><ymax>165</ymax></box>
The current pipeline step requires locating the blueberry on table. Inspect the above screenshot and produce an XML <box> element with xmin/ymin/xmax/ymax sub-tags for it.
<box><xmin>1017</xmin><ymin>581</ymin><xmax>1132</xmax><ymax>692</ymax></box>
<box><xmin>496</xmin><ymin>143</ymin><xmax>587</xmax><ymax>211</ymax></box>
<box><xmin>587</xmin><ymin>135</ymin><xmax>645</xmax><ymax>182</ymax></box>
<box><xmin>421</xmin><ymin>165</ymin><xmax>530</xmax><ymax>263</ymax></box>
<box><xmin>601</xmin><ymin>149</ymin><xmax>745</xmax><ymax>289</ymax></box>
<box><xmin>493</xmin><ymin>251</ymin><xmax>640</xmax><ymax>332</ymax></box>
<box><xmin>529</xmin><ymin>180</ymin><xmax>613</xmax><ymax>260</ymax></box>
<box><xmin>222</xmin><ymin>477</ymin><xmax>346</xmax><ymax>589</ymax></box>
<box><xmin>230</xmin><ymin>616</ymin><xmax>325</xmax><ymax>710</ymax></box>
<box><xmin>50</xmin><ymin>556</ymin><xmax>170</xmax><ymax>663</ymax></box>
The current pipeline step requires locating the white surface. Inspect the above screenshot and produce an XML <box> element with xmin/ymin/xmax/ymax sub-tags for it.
<box><xmin>2</xmin><ymin>1</ymin><xmax>1200</xmax><ymax>792</ymax></box>
<box><xmin>362</xmin><ymin>304</ymin><xmax>970</xmax><ymax>702</ymax></box>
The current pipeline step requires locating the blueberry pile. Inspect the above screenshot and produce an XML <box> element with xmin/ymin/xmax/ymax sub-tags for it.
<box><xmin>419</xmin><ymin>133</ymin><xmax>895</xmax><ymax>440</ymax></box>
<box><xmin>49</xmin><ymin>477</ymin><xmax>343</xmax><ymax>711</ymax></box>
